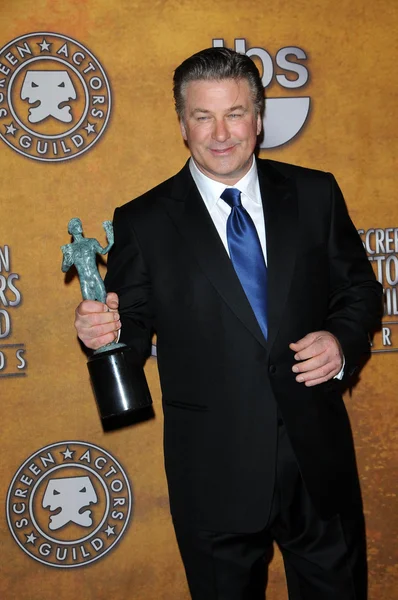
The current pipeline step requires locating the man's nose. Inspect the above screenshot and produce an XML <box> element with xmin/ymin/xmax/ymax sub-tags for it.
<box><xmin>212</xmin><ymin>118</ymin><xmax>230</xmax><ymax>143</ymax></box>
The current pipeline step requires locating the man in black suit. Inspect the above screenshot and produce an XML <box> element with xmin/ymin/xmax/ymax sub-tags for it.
<box><xmin>75</xmin><ymin>48</ymin><xmax>382</xmax><ymax>599</ymax></box>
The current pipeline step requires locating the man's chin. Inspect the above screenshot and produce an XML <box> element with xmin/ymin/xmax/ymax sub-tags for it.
<box><xmin>202</xmin><ymin>162</ymin><xmax>251</xmax><ymax>184</ymax></box>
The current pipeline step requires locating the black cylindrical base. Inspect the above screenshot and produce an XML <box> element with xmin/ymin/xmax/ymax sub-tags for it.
<box><xmin>87</xmin><ymin>346</ymin><xmax>152</xmax><ymax>420</ymax></box>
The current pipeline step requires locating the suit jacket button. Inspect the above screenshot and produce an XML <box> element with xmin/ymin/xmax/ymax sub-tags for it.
<box><xmin>269</xmin><ymin>364</ymin><xmax>277</xmax><ymax>375</ymax></box>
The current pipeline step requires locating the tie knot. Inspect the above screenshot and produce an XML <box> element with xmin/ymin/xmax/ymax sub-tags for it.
<box><xmin>221</xmin><ymin>187</ymin><xmax>242</xmax><ymax>208</ymax></box>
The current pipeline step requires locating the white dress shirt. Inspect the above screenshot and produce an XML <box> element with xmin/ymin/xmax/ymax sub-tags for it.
<box><xmin>189</xmin><ymin>156</ymin><xmax>267</xmax><ymax>264</ymax></box>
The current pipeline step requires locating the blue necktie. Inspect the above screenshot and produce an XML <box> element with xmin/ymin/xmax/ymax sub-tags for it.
<box><xmin>221</xmin><ymin>187</ymin><xmax>268</xmax><ymax>339</ymax></box>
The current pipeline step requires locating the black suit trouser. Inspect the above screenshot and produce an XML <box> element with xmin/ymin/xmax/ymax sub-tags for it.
<box><xmin>173</xmin><ymin>420</ymin><xmax>367</xmax><ymax>600</ymax></box>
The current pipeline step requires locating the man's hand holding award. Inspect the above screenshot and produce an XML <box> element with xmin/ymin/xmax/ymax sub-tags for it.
<box><xmin>61</xmin><ymin>217</ymin><xmax>152</xmax><ymax>423</ymax></box>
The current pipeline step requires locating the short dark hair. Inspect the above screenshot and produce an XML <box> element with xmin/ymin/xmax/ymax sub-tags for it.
<box><xmin>173</xmin><ymin>47</ymin><xmax>264</xmax><ymax>119</ymax></box>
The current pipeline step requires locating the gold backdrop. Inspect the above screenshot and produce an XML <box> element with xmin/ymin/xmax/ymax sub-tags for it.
<box><xmin>1</xmin><ymin>0</ymin><xmax>397</xmax><ymax>598</ymax></box>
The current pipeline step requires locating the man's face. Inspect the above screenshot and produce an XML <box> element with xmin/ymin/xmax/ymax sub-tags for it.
<box><xmin>179</xmin><ymin>78</ymin><xmax>262</xmax><ymax>185</ymax></box>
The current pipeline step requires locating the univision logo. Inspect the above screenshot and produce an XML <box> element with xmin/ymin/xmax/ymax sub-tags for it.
<box><xmin>212</xmin><ymin>38</ymin><xmax>310</xmax><ymax>149</ymax></box>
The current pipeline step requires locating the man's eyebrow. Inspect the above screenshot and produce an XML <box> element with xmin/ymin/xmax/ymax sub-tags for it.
<box><xmin>228</xmin><ymin>104</ymin><xmax>247</xmax><ymax>112</ymax></box>
<box><xmin>191</xmin><ymin>108</ymin><xmax>211</xmax><ymax>115</ymax></box>
<box><xmin>190</xmin><ymin>105</ymin><xmax>247</xmax><ymax>116</ymax></box>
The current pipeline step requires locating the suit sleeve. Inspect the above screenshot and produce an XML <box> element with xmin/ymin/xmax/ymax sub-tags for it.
<box><xmin>324</xmin><ymin>174</ymin><xmax>383</xmax><ymax>379</ymax></box>
<box><xmin>104</xmin><ymin>206</ymin><xmax>153</xmax><ymax>363</ymax></box>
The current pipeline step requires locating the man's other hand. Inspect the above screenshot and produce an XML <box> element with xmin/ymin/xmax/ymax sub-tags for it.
<box><xmin>74</xmin><ymin>292</ymin><xmax>121</xmax><ymax>350</ymax></box>
<box><xmin>289</xmin><ymin>331</ymin><xmax>343</xmax><ymax>387</ymax></box>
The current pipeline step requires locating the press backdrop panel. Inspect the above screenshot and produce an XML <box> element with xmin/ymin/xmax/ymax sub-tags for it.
<box><xmin>1</xmin><ymin>1</ymin><xmax>397</xmax><ymax>598</ymax></box>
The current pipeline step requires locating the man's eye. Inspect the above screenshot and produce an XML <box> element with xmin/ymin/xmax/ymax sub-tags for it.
<box><xmin>197</xmin><ymin>116</ymin><xmax>209</xmax><ymax>121</ymax></box>
<box><xmin>229</xmin><ymin>113</ymin><xmax>242</xmax><ymax>119</ymax></box>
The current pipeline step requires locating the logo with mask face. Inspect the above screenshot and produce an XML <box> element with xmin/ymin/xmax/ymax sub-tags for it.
<box><xmin>6</xmin><ymin>441</ymin><xmax>132</xmax><ymax>568</ymax></box>
<box><xmin>43</xmin><ymin>476</ymin><xmax>98</xmax><ymax>530</ymax></box>
<box><xmin>21</xmin><ymin>71</ymin><xmax>77</xmax><ymax>124</ymax></box>
<box><xmin>0</xmin><ymin>32</ymin><xmax>111</xmax><ymax>161</ymax></box>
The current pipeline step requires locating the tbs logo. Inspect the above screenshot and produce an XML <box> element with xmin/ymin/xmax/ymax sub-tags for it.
<box><xmin>213</xmin><ymin>38</ymin><xmax>310</xmax><ymax>149</ymax></box>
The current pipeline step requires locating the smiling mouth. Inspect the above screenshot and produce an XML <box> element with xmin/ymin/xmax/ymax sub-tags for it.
<box><xmin>209</xmin><ymin>146</ymin><xmax>236</xmax><ymax>155</ymax></box>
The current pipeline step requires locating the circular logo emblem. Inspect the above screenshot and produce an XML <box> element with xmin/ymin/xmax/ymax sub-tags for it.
<box><xmin>0</xmin><ymin>32</ymin><xmax>111</xmax><ymax>162</ymax></box>
<box><xmin>6</xmin><ymin>441</ymin><xmax>132</xmax><ymax>568</ymax></box>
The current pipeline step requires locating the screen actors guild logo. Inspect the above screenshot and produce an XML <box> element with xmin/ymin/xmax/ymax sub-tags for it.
<box><xmin>0</xmin><ymin>32</ymin><xmax>111</xmax><ymax>162</ymax></box>
<box><xmin>43</xmin><ymin>476</ymin><xmax>98</xmax><ymax>530</ymax></box>
<box><xmin>6</xmin><ymin>441</ymin><xmax>132</xmax><ymax>568</ymax></box>
<box><xmin>21</xmin><ymin>71</ymin><xmax>77</xmax><ymax>123</ymax></box>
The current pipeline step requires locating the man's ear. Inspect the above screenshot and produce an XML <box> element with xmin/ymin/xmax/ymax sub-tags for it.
<box><xmin>256</xmin><ymin>112</ymin><xmax>262</xmax><ymax>136</ymax></box>
<box><xmin>179</xmin><ymin>118</ymin><xmax>188</xmax><ymax>141</ymax></box>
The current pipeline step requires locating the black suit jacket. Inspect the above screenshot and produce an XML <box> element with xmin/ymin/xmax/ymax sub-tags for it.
<box><xmin>105</xmin><ymin>159</ymin><xmax>382</xmax><ymax>532</ymax></box>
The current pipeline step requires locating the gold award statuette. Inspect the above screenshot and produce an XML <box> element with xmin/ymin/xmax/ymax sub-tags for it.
<box><xmin>61</xmin><ymin>218</ymin><xmax>152</xmax><ymax>422</ymax></box>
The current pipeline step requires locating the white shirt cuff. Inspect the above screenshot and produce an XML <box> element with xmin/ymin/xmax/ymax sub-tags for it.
<box><xmin>333</xmin><ymin>356</ymin><xmax>345</xmax><ymax>380</ymax></box>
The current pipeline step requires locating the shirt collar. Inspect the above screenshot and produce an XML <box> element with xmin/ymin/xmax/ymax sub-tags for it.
<box><xmin>189</xmin><ymin>156</ymin><xmax>260</xmax><ymax>213</ymax></box>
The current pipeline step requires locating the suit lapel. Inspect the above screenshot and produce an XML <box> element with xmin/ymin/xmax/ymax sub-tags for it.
<box><xmin>161</xmin><ymin>163</ymin><xmax>267</xmax><ymax>349</ymax></box>
<box><xmin>258</xmin><ymin>160</ymin><xmax>298</xmax><ymax>351</ymax></box>
<box><xmin>160</xmin><ymin>160</ymin><xmax>298</xmax><ymax>353</ymax></box>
